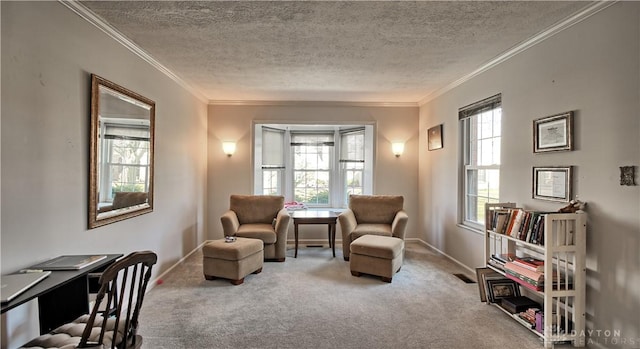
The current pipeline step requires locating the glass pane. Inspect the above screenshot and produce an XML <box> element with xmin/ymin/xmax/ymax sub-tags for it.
<box><xmin>262</xmin><ymin>170</ymin><xmax>281</xmax><ymax>195</ymax></box>
<box><xmin>487</xmin><ymin>169</ymin><xmax>500</xmax><ymax>201</ymax></box>
<box><xmin>293</xmin><ymin>170</ymin><xmax>330</xmax><ymax>205</ymax></box>
<box><xmin>480</xmin><ymin>111</ymin><xmax>493</xmax><ymax>140</ymax></box>
<box><xmin>466</xmin><ymin>195</ymin><xmax>478</xmax><ymax>222</ymax></box>
<box><xmin>493</xmin><ymin>109</ymin><xmax>502</xmax><ymax>137</ymax></box>
<box><xmin>476</xmin><ymin>196</ymin><xmax>489</xmax><ymax>224</ymax></box>
<box><xmin>466</xmin><ymin>170</ymin><xmax>478</xmax><ymax>196</ymax></box>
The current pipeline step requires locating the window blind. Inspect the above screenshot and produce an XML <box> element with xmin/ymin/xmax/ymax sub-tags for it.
<box><xmin>104</xmin><ymin>124</ymin><xmax>149</xmax><ymax>141</ymax></box>
<box><xmin>458</xmin><ymin>93</ymin><xmax>501</xmax><ymax>120</ymax></box>
<box><xmin>262</xmin><ymin>127</ymin><xmax>285</xmax><ymax>169</ymax></box>
<box><xmin>339</xmin><ymin>129</ymin><xmax>365</xmax><ymax>163</ymax></box>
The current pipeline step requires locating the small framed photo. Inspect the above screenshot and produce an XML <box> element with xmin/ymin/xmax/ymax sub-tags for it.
<box><xmin>428</xmin><ymin>124</ymin><xmax>443</xmax><ymax>151</ymax></box>
<box><xmin>486</xmin><ymin>279</ymin><xmax>520</xmax><ymax>303</ymax></box>
<box><xmin>475</xmin><ymin>267</ymin><xmax>502</xmax><ymax>303</ymax></box>
<box><xmin>533</xmin><ymin>111</ymin><xmax>573</xmax><ymax>153</ymax></box>
<box><xmin>533</xmin><ymin>166</ymin><xmax>572</xmax><ymax>202</ymax></box>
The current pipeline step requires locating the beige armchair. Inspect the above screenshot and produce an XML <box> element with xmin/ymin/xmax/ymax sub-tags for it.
<box><xmin>339</xmin><ymin>195</ymin><xmax>409</xmax><ymax>261</ymax></box>
<box><xmin>221</xmin><ymin>195</ymin><xmax>291</xmax><ymax>262</ymax></box>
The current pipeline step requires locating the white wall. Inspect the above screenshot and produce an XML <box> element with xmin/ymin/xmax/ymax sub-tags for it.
<box><xmin>1</xmin><ymin>2</ymin><xmax>208</xmax><ymax>348</ymax></box>
<box><xmin>420</xmin><ymin>3</ymin><xmax>639</xmax><ymax>347</ymax></box>
<box><xmin>208</xmin><ymin>104</ymin><xmax>419</xmax><ymax>243</ymax></box>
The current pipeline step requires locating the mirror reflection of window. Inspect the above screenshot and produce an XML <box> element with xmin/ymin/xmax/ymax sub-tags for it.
<box><xmin>98</xmin><ymin>119</ymin><xmax>151</xmax><ymax>209</ymax></box>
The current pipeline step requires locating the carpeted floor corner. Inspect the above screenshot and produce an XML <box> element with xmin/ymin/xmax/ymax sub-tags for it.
<box><xmin>139</xmin><ymin>243</ymin><xmax>567</xmax><ymax>349</ymax></box>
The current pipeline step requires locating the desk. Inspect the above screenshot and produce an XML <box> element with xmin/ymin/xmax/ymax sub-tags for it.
<box><xmin>1</xmin><ymin>254</ymin><xmax>122</xmax><ymax>334</ymax></box>
<box><xmin>291</xmin><ymin>211</ymin><xmax>339</xmax><ymax>258</ymax></box>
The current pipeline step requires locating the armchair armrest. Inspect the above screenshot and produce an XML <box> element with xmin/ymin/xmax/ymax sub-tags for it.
<box><xmin>274</xmin><ymin>208</ymin><xmax>291</xmax><ymax>239</ymax></box>
<box><xmin>220</xmin><ymin>210</ymin><xmax>240</xmax><ymax>236</ymax></box>
<box><xmin>273</xmin><ymin>208</ymin><xmax>291</xmax><ymax>260</ymax></box>
<box><xmin>391</xmin><ymin>210</ymin><xmax>409</xmax><ymax>240</ymax></box>
<box><xmin>338</xmin><ymin>209</ymin><xmax>357</xmax><ymax>260</ymax></box>
<box><xmin>338</xmin><ymin>209</ymin><xmax>357</xmax><ymax>239</ymax></box>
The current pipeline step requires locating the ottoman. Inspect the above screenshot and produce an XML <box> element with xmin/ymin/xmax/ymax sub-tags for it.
<box><xmin>203</xmin><ymin>237</ymin><xmax>264</xmax><ymax>285</ymax></box>
<box><xmin>350</xmin><ymin>235</ymin><xmax>404</xmax><ymax>283</ymax></box>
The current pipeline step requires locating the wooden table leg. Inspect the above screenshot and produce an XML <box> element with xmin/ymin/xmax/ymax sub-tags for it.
<box><xmin>331</xmin><ymin>223</ymin><xmax>336</xmax><ymax>257</ymax></box>
<box><xmin>294</xmin><ymin>222</ymin><xmax>299</xmax><ymax>258</ymax></box>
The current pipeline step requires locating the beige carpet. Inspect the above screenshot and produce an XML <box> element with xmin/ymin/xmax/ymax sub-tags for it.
<box><xmin>139</xmin><ymin>242</ymin><xmax>568</xmax><ymax>349</ymax></box>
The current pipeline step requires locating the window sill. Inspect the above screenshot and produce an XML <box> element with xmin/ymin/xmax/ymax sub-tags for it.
<box><xmin>456</xmin><ymin>223</ymin><xmax>484</xmax><ymax>236</ymax></box>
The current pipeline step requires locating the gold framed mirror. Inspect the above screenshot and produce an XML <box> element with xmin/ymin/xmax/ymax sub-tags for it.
<box><xmin>89</xmin><ymin>74</ymin><xmax>155</xmax><ymax>229</ymax></box>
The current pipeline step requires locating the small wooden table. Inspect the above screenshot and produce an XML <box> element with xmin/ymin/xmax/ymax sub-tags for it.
<box><xmin>291</xmin><ymin>210</ymin><xmax>339</xmax><ymax>258</ymax></box>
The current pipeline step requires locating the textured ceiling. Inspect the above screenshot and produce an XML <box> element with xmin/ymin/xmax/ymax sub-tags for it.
<box><xmin>80</xmin><ymin>1</ymin><xmax>590</xmax><ymax>103</ymax></box>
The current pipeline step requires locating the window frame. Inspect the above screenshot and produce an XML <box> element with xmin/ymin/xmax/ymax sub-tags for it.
<box><xmin>459</xmin><ymin>94</ymin><xmax>502</xmax><ymax>230</ymax></box>
<box><xmin>253</xmin><ymin>123</ymin><xmax>374</xmax><ymax>208</ymax></box>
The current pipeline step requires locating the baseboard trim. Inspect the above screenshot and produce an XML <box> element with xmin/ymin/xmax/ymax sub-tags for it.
<box><xmin>412</xmin><ymin>238</ymin><xmax>476</xmax><ymax>277</ymax></box>
<box><xmin>147</xmin><ymin>240</ymin><xmax>209</xmax><ymax>292</ymax></box>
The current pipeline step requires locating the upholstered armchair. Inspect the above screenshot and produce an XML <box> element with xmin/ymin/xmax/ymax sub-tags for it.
<box><xmin>339</xmin><ymin>195</ymin><xmax>409</xmax><ymax>261</ymax></box>
<box><xmin>221</xmin><ymin>195</ymin><xmax>291</xmax><ymax>262</ymax></box>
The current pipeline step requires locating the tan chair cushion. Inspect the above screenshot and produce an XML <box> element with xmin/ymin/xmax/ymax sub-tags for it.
<box><xmin>350</xmin><ymin>235</ymin><xmax>404</xmax><ymax>260</ymax></box>
<box><xmin>351</xmin><ymin>224</ymin><xmax>392</xmax><ymax>238</ymax></box>
<box><xmin>230</xmin><ymin>195</ymin><xmax>284</xmax><ymax>224</ymax></box>
<box><xmin>20</xmin><ymin>315</ymin><xmax>128</xmax><ymax>349</ymax></box>
<box><xmin>235</xmin><ymin>224</ymin><xmax>278</xmax><ymax>244</ymax></box>
<box><xmin>349</xmin><ymin>195</ymin><xmax>403</xmax><ymax>224</ymax></box>
<box><xmin>202</xmin><ymin>237</ymin><xmax>264</xmax><ymax>261</ymax></box>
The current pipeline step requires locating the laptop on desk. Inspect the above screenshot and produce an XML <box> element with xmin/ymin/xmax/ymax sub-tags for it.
<box><xmin>1</xmin><ymin>271</ymin><xmax>51</xmax><ymax>303</ymax></box>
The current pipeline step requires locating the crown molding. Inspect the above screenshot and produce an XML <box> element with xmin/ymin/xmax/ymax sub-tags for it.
<box><xmin>59</xmin><ymin>0</ymin><xmax>208</xmax><ymax>104</ymax></box>
<box><xmin>418</xmin><ymin>0</ymin><xmax>617</xmax><ymax>106</ymax></box>
<box><xmin>208</xmin><ymin>99</ymin><xmax>419</xmax><ymax>108</ymax></box>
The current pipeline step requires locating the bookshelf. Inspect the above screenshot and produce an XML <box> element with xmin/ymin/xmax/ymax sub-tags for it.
<box><xmin>484</xmin><ymin>203</ymin><xmax>586</xmax><ymax>348</ymax></box>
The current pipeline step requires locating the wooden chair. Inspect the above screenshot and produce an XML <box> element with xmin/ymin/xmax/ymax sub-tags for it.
<box><xmin>20</xmin><ymin>251</ymin><xmax>157</xmax><ymax>349</ymax></box>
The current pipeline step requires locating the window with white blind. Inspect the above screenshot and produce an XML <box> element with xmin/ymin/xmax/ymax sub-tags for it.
<box><xmin>340</xmin><ymin>128</ymin><xmax>365</xmax><ymax>203</ymax></box>
<box><xmin>98</xmin><ymin>121</ymin><xmax>152</xmax><ymax>203</ymax></box>
<box><xmin>291</xmin><ymin>133</ymin><xmax>333</xmax><ymax>205</ymax></box>
<box><xmin>261</xmin><ymin>127</ymin><xmax>285</xmax><ymax>195</ymax></box>
<box><xmin>254</xmin><ymin>124</ymin><xmax>373</xmax><ymax>208</ymax></box>
<box><xmin>459</xmin><ymin>94</ymin><xmax>502</xmax><ymax>228</ymax></box>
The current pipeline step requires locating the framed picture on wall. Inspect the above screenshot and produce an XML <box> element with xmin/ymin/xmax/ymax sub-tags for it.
<box><xmin>533</xmin><ymin>166</ymin><xmax>573</xmax><ymax>202</ymax></box>
<box><xmin>533</xmin><ymin>111</ymin><xmax>574</xmax><ymax>153</ymax></box>
<box><xmin>428</xmin><ymin>124</ymin><xmax>443</xmax><ymax>151</ymax></box>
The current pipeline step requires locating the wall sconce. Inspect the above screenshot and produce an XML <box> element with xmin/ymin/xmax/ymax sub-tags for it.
<box><xmin>222</xmin><ymin>141</ymin><xmax>236</xmax><ymax>157</ymax></box>
<box><xmin>392</xmin><ymin>142</ymin><xmax>404</xmax><ymax>157</ymax></box>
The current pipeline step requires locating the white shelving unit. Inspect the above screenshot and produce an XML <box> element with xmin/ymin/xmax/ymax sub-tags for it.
<box><xmin>484</xmin><ymin>203</ymin><xmax>586</xmax><ymax>348</ymax></box>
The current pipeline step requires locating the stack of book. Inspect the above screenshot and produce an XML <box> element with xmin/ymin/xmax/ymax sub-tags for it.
<box><xmin>504</xmin><ymin>257</ymin><xmax>545</xmax><ymax>291</ymax></box>
<box><xmin>487</xmin><ymin>253</ymin><xmax>516</xmax><ymax>271</ymax></box>
<box><xmin>489</xmin><ymin>208</ymin><xmax>550</xmax><ymax>245</ymax></box>
<box><xmin>516</xmin><ymin>307</ymin><xmax>541</xmax><ymax>329</ymax></box>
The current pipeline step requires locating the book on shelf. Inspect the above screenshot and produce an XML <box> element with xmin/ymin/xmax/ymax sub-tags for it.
<box><xmin>492</xmin><ymin>253</ymin><xmax>516</xmax><ymax>264</ymax></box>
<box><xmin>504</xmin><ymin>261</ymin><xmax>546</xmax><ymax>291</ymax></box>
<box><xmin>506</xmin><ymin>273</ymin><xmax>543</xmax><ymax>292</ymax></box>
<box><xmin>505</xmin><ymin>209</ymin><xmax>523</xmax><ymax>237</ymax></box>
<box><xmin>487</xmin><ymin>253</ymin><xmax>516</xmax><ymax>271</ymax></box>
<box><xmin>512</xmin><ymin>256</ymin><xmax>544</xmax><ymax>273</ymax></box>
<box><xmin>492</xmin><ymin>210</ymin><xmax>511</xmax><ymax>235</ymax></box>
<box><xmin>487</xmin><ymin>258</ymin><xmax>505</xmax><ymax>271</ymax></box>
<box><xmin>521</xmin><ymin>308</ymin><xmax>540</xmax><ymax>323</ymax></box>
<box><xmin>488</xmin><ymin>207</ymin><xmax>551</xmax><ymax>245</ymax></box>
<box><xmin>500</xmin><ymin>296</ymin><xmax>541</xmax><ymax>314</ymax></box>
<box><xmin>513</xmin><ymin>312</ymin><xmax>537</xmax><ymax>329</ymax></box>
